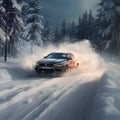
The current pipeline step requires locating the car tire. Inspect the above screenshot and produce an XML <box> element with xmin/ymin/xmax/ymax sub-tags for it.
<box><xmin>65</xmin><ymin>65</ymin><xmax>68</xmax><ymax>72</ymax></box>
<box><xmin>77</xmin><ymin>63</ymin><xmax>79</xmax><ymax>67</ymax></box>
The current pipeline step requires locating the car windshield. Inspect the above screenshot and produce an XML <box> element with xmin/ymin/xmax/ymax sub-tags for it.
<box><xmin>46</xmin><ymin>53</ymin><xmax>67</xmax><ymax>59</ymax></box>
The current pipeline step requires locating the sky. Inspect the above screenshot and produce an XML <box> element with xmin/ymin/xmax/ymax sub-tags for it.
<box><xmin>40</xmin><ymin>0</ymin><xmax>99</xmax><ymax>27</ymax></box>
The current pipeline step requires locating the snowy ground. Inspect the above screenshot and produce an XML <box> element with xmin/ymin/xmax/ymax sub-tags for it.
<box><xmin>0</xmin><ymin>41</ymin><xmax>119</xmax><ymax>120</ymax></box>
<box><xmin>89</xmin><ymin>57</ymin><xmax>120</xmax><ymax>120</ymax></box>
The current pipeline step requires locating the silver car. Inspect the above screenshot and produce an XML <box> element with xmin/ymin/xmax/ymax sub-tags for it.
<box><xmin>34</xmin><ymin>52</ymin><xmax>79</xmax><ymax>74</ymax></box>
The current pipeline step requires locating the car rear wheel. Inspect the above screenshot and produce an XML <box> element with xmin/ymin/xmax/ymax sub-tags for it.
<box><xmin>77</xmin><ymin>63</ymin><xmax>79</xmax><ymax>67</ymax></box>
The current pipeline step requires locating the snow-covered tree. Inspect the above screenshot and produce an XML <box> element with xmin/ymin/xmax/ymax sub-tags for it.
<box><xmin>0</xmin><ymin>0</ymin><xmax>24</xmax><ymax>58</ymax></box>
<box><xmin>76</xmin><ymin>16</ymin><xmax>82</xmax><ymax>39</ymax></box>
<box><xmin>75</xmin><ymin>11</ymin><xmax>89</xmax><ymax>40</ymax></box>
<box><xmin>25</xmin><ymin>0</ymin><xmax>43</xmax><ymax>53</ymax></box>
<box><xmin>68</xmin><ymin>21</ymin><xmax>76</xmax><ymax>39</ymax></box>
<box><xmin>10</xmin><ymin>13</ymin><xmax>25</xmax><ymax>57</ymax></box>
<box><xmin>53</xmin><ymin>27</ymin><xmax>61</xmax><ymax>45</ymax></box>
<box><xmin>61</xmin><ymin>19</ymin><xmax>67</xmax><ymax>39</ymax></box>
<box><xmin>81</xmin><ymin>11</ymin><xmax>89</xmax><ymax>39</ymax></box>
<box><xmin>97</xmin><ymin>0</ymin><xmax>120</xmax><ymax>54</ymax></box>
<box><xmin>53</xmin><ymin>11</ymin><xmax>97</xmax><ymax>44</ymax></box>
<box><xmin>0</xmin><ymin>0</ymin><xmax>5</xmax><ymax>56</ymax></box>
<box><xmin>88</xmin><ymin>10</ymin><xmax>95</xmax><ymax>40</ymax></box>
<box><xmin>42</xmin><ymin>20</ymin><xmax>54</xmax><ymax>46</ymax></box>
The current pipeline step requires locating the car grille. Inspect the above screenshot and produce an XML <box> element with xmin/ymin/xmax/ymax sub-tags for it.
<box><xmin>37</xmin><ymin>69</ymin><xmax>54</xmax><ymax>74</ymax></box>
<box><xmin>39</xmin><ymin>63</ymin><xmax>53</xmax><ymax>67</ymax></box>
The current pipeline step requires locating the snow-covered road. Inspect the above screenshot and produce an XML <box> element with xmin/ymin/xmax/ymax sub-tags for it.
<box><xmin>1</xmin><ymin>41</ymin><xmax>119</xmax><ymax>120</ymax></box>
<box><xmin>0</xmin><ymin>61</ymin><xmax>104</xmax><ymax>120</ymax></box>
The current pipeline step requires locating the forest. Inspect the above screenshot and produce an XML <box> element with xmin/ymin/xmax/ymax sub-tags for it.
<box><xmin>0</xmin><ymin>0</ymin><xmax>120</xmax><ymax>60</ymax></box>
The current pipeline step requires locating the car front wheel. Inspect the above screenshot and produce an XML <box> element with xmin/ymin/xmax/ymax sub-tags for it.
<box><xmin>64</xmin><ymin>65</ymin><xmax>68</xmax><ymax>72</ymax></box>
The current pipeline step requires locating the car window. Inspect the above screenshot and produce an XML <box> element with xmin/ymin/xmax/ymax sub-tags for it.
<box><xmin>46</xmin><ymin>53</ymin><xmax>67</xmax><ymax>59</ymax></box>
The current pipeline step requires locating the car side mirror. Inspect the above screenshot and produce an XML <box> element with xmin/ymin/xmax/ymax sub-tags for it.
<box><xmin>44</xmin><ymin>56</ymin><xmax>47</xmax><ymax>58</ymax></box>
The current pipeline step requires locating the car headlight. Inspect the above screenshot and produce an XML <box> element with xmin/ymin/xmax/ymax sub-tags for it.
<box><xmin>36</xmin><ymin>62</ymin><xmax>39</xmax><ymax>66</ymax></box>
<box><xmin>54</xmin><ymin>63</ymin><xmax>63</xmax><ymax>67</ymax></box>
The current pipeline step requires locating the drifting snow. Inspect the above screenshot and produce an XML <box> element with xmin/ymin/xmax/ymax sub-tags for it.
<box><xmin>20</xmin><ymin>40</ymin><xmax>105</xmax><ymax>72</ymax></box>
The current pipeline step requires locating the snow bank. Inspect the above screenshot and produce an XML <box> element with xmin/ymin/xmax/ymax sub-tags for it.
<box><xmin>0</xmin><ymin>69</ymin><xmax>11</xmax><ymax>83</ymax></box>
<box><xmin>89</xmin><ymin>59</ymin><xmax>120</xmax><ymax>120</ymax></box>
<box><xmin>0</xmin><ymin>58</ymin><xmax>22</xmax><ymax>82</ymax></box>
<box><xmin>0</xmin><ymin>60</ymin><xmax>12</xmax><ymax>82</ymax></box>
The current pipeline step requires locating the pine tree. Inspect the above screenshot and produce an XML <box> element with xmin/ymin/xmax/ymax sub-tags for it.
<box><xmin>25</xmin><ymin>0</ymin><xmax>43</xmax><ymax>53</ymax></box>
<box><xmin>61</xmin><ymin>19</ymin><xmax>67</xmax><ymax>39</ymax></box>
<box><xmin>68</xmin><ymin>21</ymin><xmax>76</xmax><ymax>40</ymax></box>
<box><xmin>76</xmin><ymin>16</ymin><xmax>82</xmax><ymax>40</ymax></box>
<box><xmin>0</xmin><ymin>0</ymin><xmax>5</xmax><ymax>56</ymax></box>
<box><xmin>88</xmin><ymin>10</ymin><xmax>94</xmax><ymax>39</ymax></box>
<box><xmin>42</xmin><ymin>20</ymin><xmax>54</xmax><ymax>46</ymax></box>
<box><xmin>97</xmin><ymin>0</ymin><xmax>120</xmax><ymax>54</ymax></box>
<box><xmin>53</xmin><ymin>27</ymin><xmax>61</xmax><ymax>45</ymax></box>
<box><xmin>81</xmin><ymin>11</ymin><xmax>89</xmax><ymax>39</ymax></box>
<box><xmin>0</xmin><ymin>0</ymin><xmax>24</xmax><ymax>59</ymax></box>
<box><xmin>96</xmin><ymin>0</ymin><xmax>110</xmax><ymax>50</ymax></box>
<box><xmin>87</xmin><ymin>10</ymin><xmax>99</xmax><ymax>48</ymax></box>
<box><xmin>10</xmin><ymin>12</ymin><xmax>24</xmax><ymax>57</ymax></box>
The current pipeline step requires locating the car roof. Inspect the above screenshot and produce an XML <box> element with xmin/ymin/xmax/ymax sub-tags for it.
<box><xmin>50</xmin><ymin>52</ymin><xmax>72</xmax><ymax>55</ymax></box>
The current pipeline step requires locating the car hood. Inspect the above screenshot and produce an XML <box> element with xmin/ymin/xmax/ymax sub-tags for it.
<box><xmin>38</xmin><ymin>58</ymin><xmax>67</xmax><ymax>64</ymax></box>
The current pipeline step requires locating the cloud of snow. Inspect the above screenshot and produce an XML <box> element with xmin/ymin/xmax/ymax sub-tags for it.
<box><xmin>20</xmin><ymin>40</ymin><xmax>106</xmax><ymax>78</ymax></box>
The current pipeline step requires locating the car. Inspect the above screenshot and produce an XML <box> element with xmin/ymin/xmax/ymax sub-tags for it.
<box><xmin>34</xmin><ymin>52</ymin><xmax>79</xmax><ymax>75</ymax></box>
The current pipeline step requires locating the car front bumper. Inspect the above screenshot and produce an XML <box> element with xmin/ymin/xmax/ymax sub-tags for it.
<box><xmin>35</xmin><ymin>66</ymin><xmax>65</xmax><ymax>74</ymax></box>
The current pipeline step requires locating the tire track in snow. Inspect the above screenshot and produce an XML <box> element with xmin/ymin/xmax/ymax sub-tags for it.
<box><xmin>21</xmin><ymin>86</ymin><xmax>68</xmax><ymax>120</ymax></box>
<box><xmin>0</xmin><ymin>89</ymin><xmax>50</xmax><ymax>120</ymax></box>
<box><xmin>7</xmin><ymin>78</ymin><xmax>70</xmax><ymax>120</ymax></box>
<box><xmin>0</xmin><ymin>71</ymin><xmax>105</xmax><ymax>120</ymax></box>
<box><xmin>8</xmin><ymin>95</ymin><xmax>50</xmax><ymax>120</ymax></box>
<box><xmin>0</xmin><ymin>75</ymin><xmax>80</xmax><ymax>120</ymax></box>
<box><xmin>35</xmin><ymin>72</ymin><xmax>105</xmax><ymax>120</ymax></box>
